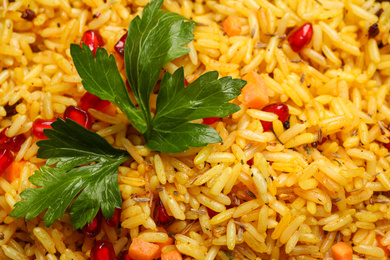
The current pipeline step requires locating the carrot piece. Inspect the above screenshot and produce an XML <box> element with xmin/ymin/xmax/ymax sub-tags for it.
<box><xmin>4</xmin><ymin>161</ymin><xmax>25</xmax><ymax>182</ymax></box>
<box><xmin>161</xmin><ymin>250</ymin><xmax>182</xmax><ymax>260</ymax></box>
<box><xmin>241</xmin><ymin>71</ymin><xmax>269</xmax><ymax>109</ymax></box>
<box><xmin>223</xmin><ymin>16</ymin><xmax>242</xmax><ymax>37</ymax></box>
<box><xmin>128</xmin><ymin>238</ymin><xmax>161</xmax><ymax>260</ymax></box>
<box><xmin>377</xmin><ymin>236</ymin><xmax>389</xmax><ymax>258</ymax></box>
<box><xmin>332</xmin><ymin>242</ymin><xmax>353</xmax><ymax>260</ymax></box>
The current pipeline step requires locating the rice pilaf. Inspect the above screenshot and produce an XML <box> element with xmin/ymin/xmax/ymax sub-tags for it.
<box><xmin>1</xmin><ymin>0</ymin><xmax>390</xmax><ymax>259</ymax></box>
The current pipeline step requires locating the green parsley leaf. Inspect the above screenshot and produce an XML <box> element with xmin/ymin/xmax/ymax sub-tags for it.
<box><xmin>10</xmin><ymin>119</ymin><xmax>130</xmax><ymax>228</ymax></box>
<box><xmin>124</xmin><ymin>0</ymin><xmax>195</xmax><ymax>127</ymax></box>
<box><xmin>148</xmin><ymin>68</ymin><xmax>245</xmax><ymax>152</ymax></box>
<box><xmin>70</xmin><ymin>44</ymin><xmax>146</xmax><ymax>133</ymax></box>
<box><xmin>70</xmin><ymin>0</ymin><xmax>246</xmax><ymax>153</ymax></box>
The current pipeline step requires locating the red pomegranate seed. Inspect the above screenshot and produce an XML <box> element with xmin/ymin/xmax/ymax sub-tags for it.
<box><xmin>247</xmin><ymin>158</ymin><xmax>254</xmax><ymax>166</ymax></box>
<box><xmin>155</xmin><ymin>199</ymin><xmax>172</xmax><ymax>226</ymax></box>
<box><xmin>114</xmin><ymin>32</ymin><xmax>127</xmax><ymax>57</ymax></box>
<box><xmin>80</xmin><ymin>30</ymin><xmax>104</xmax><ymax>56</ymax></box>
<box><xmin>0</xmin><ymin>135</ymin><xmax>26</xmax><ymax>153</ymax></box>
<box><xmin>90</xmin><ymin>240</ymin><xmax>117</xmax><ymax>260</ymax></box>
<box><xmin>288</xmin><ymin>23</ymin><xmax>313</xmax><ymax>52</ymax></box>
<box><xmin>184</xmin><ymin>78</ymin><xmax>189</xmax><ymax>86</ymax></box>
<box><xmin>0</xmin><ymin>127</ymin><xmax>26</xmax><ymax>152</ymax></box>
<box><xmin>261</xmin><ymin>103</ymin><xmax>289</xmax><ymax>132</ymax></box>
<box><xmin>0</xmin><ymin>149</ymin><xmax>14</xmax><ymax>175</ymax></box>
<box><xmin>203</xmin><ymin>117</ymin><xmax>220</xmax><ymax>125</ymax></box>
<box><xmin>206</xmin><ymin>207</ymin><xmax>218</xmax><ymax>218</ymax></box>
<box><xmin>104</xmin><ymin>208</ymin><xmax>121</xmax><ymax>227</ymax></box>
<box><xmin>33</xmin><ymin>119</ymin><xmax>55</xmax><ymax>139</ymax></box>
<box><xmin>117</xmin><ymin>251</ymin><xmax>131</xmax><ymax>260</ymax></box>
<box><xmin>82</xmin><ymin>211</ymin><xmax>102</xmax><ymax>237</ymax></box>
<box><xmin>64</xmin><ymin>106</ymin><xmax>92</xmax><ymax>130</ymax></box>
<box><xmin>80</xmin><ymin>92</ymin><xmax>110</xmax><ymax>112</ymax></box>
<box><xmin>0</xmin><ymin>127</ymin><xmax>10</xmax><ymax>145</ymax></box>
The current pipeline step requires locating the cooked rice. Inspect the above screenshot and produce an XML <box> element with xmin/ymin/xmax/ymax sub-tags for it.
<box><xmin>1</xmin><ymin>0</ymin><xmax>390</xmax><ymax>259</ymax></box>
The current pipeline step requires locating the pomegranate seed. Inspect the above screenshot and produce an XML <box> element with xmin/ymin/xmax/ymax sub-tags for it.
<box><xmin>64</xmin><ymin>106</ymin><xmax>92</xmax><ymax>130</ymax></box>
<box><xmin>0</xmin><ymin>149</ymin><xmax>14</xmax><ymax>175</ymax></box>
<box><xmin>114</xmin><ymin>32</ymin><xmax>127</xmax><ymax>57</ymax></box>
<box><xmin>206</xmin><ymin>207</ymin><xmax>218</xmax><ymax>218</ymax></box>
<box><xmin>203</xmin><ymin>117</ymin><xmax>220</xmax><ymax>125</ymax></box>
<box><xmin>91</xmin><ymin>240</ymin><xmax>117</xmax><ymax>260</ymax></box>
<box><xmin>21</xmin><ymin>9</ymin><xmax>36</xmax><ymax>21</ymax></box>
<box><xmin>0</xmin><ymin>127</ymin><xmax>26</xmax><ymax>152</ymax></box>
<box><xmin>80</xmin><ymin>92</ymin><xmax>110</xmax><ymax>112</ymax></box>
<box><xmin>247</xmin><ymin>158</ymin><xmax>254</xmax><ymax>166</ymax></box>
<box><xmin>104</xmin><ymin>208</ymin><xmax>121</xmax><ymax>227</ymax></box>
<box><xmin>33</xmin><ymin>119</ymin><xmax>55</xmax><ymax>139</ymax></box>
<box><xmin>288</xmin><ymin>23</ymin><xmax>313</xmax><ymax>52</ymax></box>
<box><xmin>261</xmin><ymin>103</ymin><xmax>289</xmax><ymax>132</ymax></box>
<box><xmin>155</xmin><ymin>199</ymin><xmax>172</xmax><ymax>226</ymax></box>
<box><xmin>0</xmin><ymin>127</ymin><xmax>10</xmax><ymax>145</ymax></box>
<box><xmin>80</xmin><ymin>30</ymin><xmax>104</xmax><ymax>56</ymax></box>
<box><xmin>82</xmin><ymin>211</ymin><xmax>102</xmax><ymax>237</ymax></box>
<box><xmin>384</xmin><ymin>141</ymin><xmax>390</xmax><ymax>151</ymax></box>
<box><xmin>0</xmin><ymin>135</ymin><xmax>26</xmax><ymax>153</ymax></box>
<box><xmin>117</xmin><ymin>251</ymin><xmax>131</xmax><ymax>260</ymax></box>
<box><xmin>184</xmin><ymin>78</ymin><xmax>189</xmax><ymax>86</ymax></box>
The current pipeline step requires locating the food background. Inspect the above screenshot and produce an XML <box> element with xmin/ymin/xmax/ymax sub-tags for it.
<box><xmin>1</xmin><ymin>0</ymin><xmax>390</xmax><ymax>259</ymax></box>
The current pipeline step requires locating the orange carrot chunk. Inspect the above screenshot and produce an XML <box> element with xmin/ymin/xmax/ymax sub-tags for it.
<box><xmin>332</xmin><ymin>242</ymin><xmax>353</xmax><ymax>260</ymax></box>
<box><xmin>241</xmin><ymin>71</ymin><xmax>269</xmax><ymax>109</ymax></box>
<box><xmin>223</xmin><ymin>16</ymin><xmax>242</xmax><ymax>37</ymax></box>
<box><xmin>5</xmin><ymin>161</ymin><xmax>25</xmax><ymax>182</ymax></box>
<box><xmin>161</xmin><ymin>250</ymin><xmax>182</xmax><ymax>260</ymax></box>
<box><xmin>128</xmin><ymin>238</ymin><xmax>161</xmax><ymax>260</ymax></box>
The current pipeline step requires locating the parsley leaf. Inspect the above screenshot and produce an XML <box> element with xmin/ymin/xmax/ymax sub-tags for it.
<box><xmin>10</xmin><ymin>119</ymin><xmax>130</xmax><ymax>228</ymax></box>
<box><xmin>124</xmin><ymin>0</ymin><xmax>195</xmax><ymax>128</ymax></box>
<box><xmin>148</xmin><ymin>68</ymin><xmax>245</xmax><ymax>152</ymax></box>
<box><xmin>70</xmin><ymin>44</ymin><xmax>146</xmax><ymax>134</ymax></box>
<box><xmin>70</xmin><ymin>0</ymin><xmax>246</xmax><ymax>153</ymax></box>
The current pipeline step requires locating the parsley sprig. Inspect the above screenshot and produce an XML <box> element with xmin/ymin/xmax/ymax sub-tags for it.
<box><xmin>71</xmin><ymin>0</ymin><xmax>245</xmax><ymax>153</ymax></box>
<box><xmin>10</xmin><ymin>119</ymin><xmax>130</xmax><ymax>228</ymax></box>
<box><xmin>10</xmin><ymin>0</ymin><xmax>245</xmax><ymax>227</ymax></box>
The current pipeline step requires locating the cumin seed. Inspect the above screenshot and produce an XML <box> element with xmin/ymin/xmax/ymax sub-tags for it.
<box><xmin>318</xmin><ymin>126</ymin><xmax>323</xmax><ymax>143</ymax></box>
<box><xmin>300</xmin><ymin>73</ymin><xmax>305</xmax><ymax>85</ymax></box>
<box><xmin>233</xmin><ymin>221</ymin><xmax>247</xmax><ymax>228</ymax></box>
<box><xmin>134</xmin><ymin>197</ymin><xmax>150</xmax><ymax>202</ymax></box>
<box><xmin>181</xmin><ymin>220</ymin><xmax>195</xmax><ymax>234</ymax></box>
<box><xmin>190</xmin><ymin>208</ymin><xmax>206</xmax><ymax>215</ymax></box>
<box><xmin>291</xmin><ymin>59</ymin><xmax>302</xmax><ymax>63</ymax></box>
<box><xmin>155</xmin><ymin>186</ymin><xmax>165</xmax><ymax>191</ymax></box>
<box><xmin>378</xmin><ymin>121</ymin><xmax>386</xmax><ymax>134</ymax></box>
<box><xmin>244</xmin><ymin>190</ymin><xmax>257</xmax><ymax>199</ymax></box>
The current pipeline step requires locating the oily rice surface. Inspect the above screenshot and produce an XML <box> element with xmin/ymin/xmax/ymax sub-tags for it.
<box><xmin>1</xmin><ymin>0</ymin><xmax>390</xmax><ymax>259</ymax></box>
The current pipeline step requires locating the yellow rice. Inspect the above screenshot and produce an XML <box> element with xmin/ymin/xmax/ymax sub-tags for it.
<box><xmin>1</xmin><ymin>0</ymin><xmax>390</xmax><ymax>259</ymax></box>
